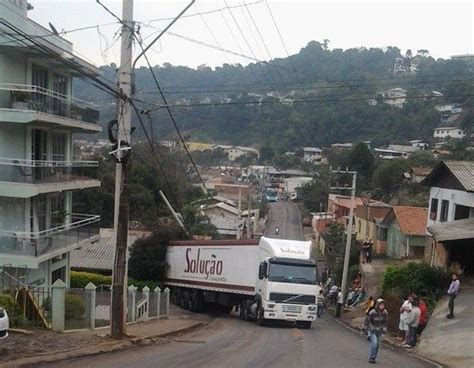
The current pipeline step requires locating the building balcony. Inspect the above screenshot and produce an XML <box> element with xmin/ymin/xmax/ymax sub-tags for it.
<box><xmin>0</xmin><ymin>213</ymin><xmax>100</xmax><ymax>268</ymax></box>
<box><xmin>0</xmin><ymin>84</ymin><xmax>101</xmax><ymax>132</ymax></box>
<box><xmin>0</xmin><ymin>158</ymin><xmax>100</xmax><ymax>197</ymax></box>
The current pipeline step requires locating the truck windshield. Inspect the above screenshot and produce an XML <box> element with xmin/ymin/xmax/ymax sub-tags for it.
<box><xmin>267</xmin><ymin>262</ymin><xmax>317</xmax><ymax>285</ymax></box>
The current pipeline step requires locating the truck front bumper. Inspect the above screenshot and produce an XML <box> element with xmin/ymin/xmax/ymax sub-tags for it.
<box><xmin>262</xmin><ymin>301</ymin><xmax>317</xmax><ymax>322</ymax></box>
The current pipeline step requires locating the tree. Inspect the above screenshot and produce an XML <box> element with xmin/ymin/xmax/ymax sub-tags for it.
<box><xmin>349</xmin><ymin>143</ymin><xmax>375</xmax><ymax>187</ymax></box>
<box><xmin>372</xmin><ymin>159</ymin><xmax>410</xmax><ymax>199</ymax></box>
<box><xmin>408</xmin><ymin>150</ymin><xmax>437</xmax><ymax>167</ymax></box>
<box><xmin>298</xmin><ymin>169</ymin><xmax>329</xmax><ymax>212</ymax></box>
<box><xmin>259</xmin><ymin>145</ymin><xmax>275</xmax><ymax>163</ymax></box>
<box><xmin>128</xmin><ymin>224</ymin><xmax>188</xmax><ymax>282</ymax></box>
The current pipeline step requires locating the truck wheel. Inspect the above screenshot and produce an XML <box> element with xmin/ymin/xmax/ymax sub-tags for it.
<box><xmin>189</xmin><ymin>292</ymin><xmax>203</xmax><ymax>313</ymax></box>
<box><xmin>297</xmin><ymin>321</ymin><xmax>312</xmax><ymax>329</ymax></box>
<box><xmin>180</xmin><ymin>291</ymin><xmax>190</xmax><ymax>310</ymax></box>
<box><xmin>256</xmin><ymin>304</ymin><xmax>266</xmax><ymax>326</ymax></box>
<box><xmin>240</xmin><ymin>302</ymin><xmax>250</xmax><ymax>321</ymax></box>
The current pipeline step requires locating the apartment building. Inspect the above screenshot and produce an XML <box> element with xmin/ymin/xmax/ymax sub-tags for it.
<box><xmin>0</xmin><ymin>0</ymin><xmax>101</xmax><ymax>287</ymax></box>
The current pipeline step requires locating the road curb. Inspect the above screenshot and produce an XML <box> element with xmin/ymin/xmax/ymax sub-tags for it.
<box><xmin>329</xmin><ymin>315</ymin><xmax>444</xmax><ymax>368</ymax></box>
<box><xmin>6</xmin><ymin>321</ymin><xmax>209</xmax><ymax>368</ymax></box>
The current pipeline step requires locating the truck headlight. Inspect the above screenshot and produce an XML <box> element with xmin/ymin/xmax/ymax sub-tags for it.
<box><xmin>267</xmin><ymin>303</ymin><xmax>276</xmax><ymax>309</ymax></box>
<box><xmin>308</xmin><ymin>306</ymin><xmax>316</xmax><ymax>311</ymax></box>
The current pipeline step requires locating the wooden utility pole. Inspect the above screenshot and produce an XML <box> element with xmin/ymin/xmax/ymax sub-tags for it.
<box><xmin>111</xmin><ymin>0</ymin><xmax>134</xmax><ymax>340</ymax></box>
<box><xmin>330</xmin><ymin>167</ymin><xmax>357</xmax><ymax>302</ymax></box>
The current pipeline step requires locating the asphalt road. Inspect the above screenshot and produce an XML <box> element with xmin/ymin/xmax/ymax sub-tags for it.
<box><xmin>50</xmin><ymin>200</ymin><xmax>435</xmax><ymax>368</ymax></box>
<box><xmin>264</xmin><ymin>201</ymin><xmax>304</xmax><ymax>240</ymax></box>
<box><xmin>51</xmin><ymin>312</ymin><xmax>433</xmax><ymax>368</ymax></box>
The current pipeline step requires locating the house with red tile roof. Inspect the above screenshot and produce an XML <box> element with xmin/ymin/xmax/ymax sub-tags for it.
<box><xmin>380</xmin><ymin>206</ymin><xmax>428</xmax><ymax>259</ymax></box>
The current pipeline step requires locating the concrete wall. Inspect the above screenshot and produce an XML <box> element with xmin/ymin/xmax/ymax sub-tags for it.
<box><xmin>428</xmin><ymin>187</ymin><xmax>474</xmax><ymax>227</ymax></box>
<box><xmin>355</xmin><ymin>217</ymin><xmax>377</xmax><ymax>242</ymax></box>
<box><xmin>0</xmin><ymin>197</ymin><xmax>25</xmax><ymax>231</ymax></box>
<box><xmin>424</xmin><ymin>236</ymin><xmax>449</xmax><ymax>268</ymax></box>
<box><xmin>387</xmin><ymin>225</ymin><xmax>405</xmax><ymax>258</ymax></box>
<box><xmin>26</xmin><ymin>254</ymin><xmax>68</xmax><ymax>286</ymax></box>
<box><xmin>0</xmin><ymin>123</ymin><xmax>26</xmax><ymax>158</ymax></box>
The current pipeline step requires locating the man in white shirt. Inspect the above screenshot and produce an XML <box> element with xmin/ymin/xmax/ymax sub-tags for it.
<box><xmin>398</xmin><ymin>294</ymin><xmax>413</xmax><ymax>344</ymax></box>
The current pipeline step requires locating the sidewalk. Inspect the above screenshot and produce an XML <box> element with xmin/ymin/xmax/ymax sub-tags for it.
<box><xmin>1</xmin><ymin>308</ymin><xmax>211</xmax><ymax>367</ymax></box>
<box><xmin>415</xmin><ymin>283</ymin><xmax>474</xmax><ymax>368</ymax></box>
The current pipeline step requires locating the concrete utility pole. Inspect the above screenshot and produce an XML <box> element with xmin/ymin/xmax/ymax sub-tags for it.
<box><xmin>111</xmin><ymin>0</ymin><xmax>134</xmax><ymax>340</ymax></box>
<box><xmin>330</xmin><ymin>167</ymin><xmax>357</xmax><ymax>302</ymax></box>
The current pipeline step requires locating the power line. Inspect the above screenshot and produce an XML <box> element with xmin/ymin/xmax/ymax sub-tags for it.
<box><xmin>131</xmin><ymin>73</ymin><xmax>474</xmax><ymax>92</ymax></box>
<box><xmin>132</xmin><ymin>76</ymin><xmax>474</xmax><ymax>96</ymax></box>
<box><xmin>134</xmin><ymin>33</ymin><xmax>211</xmax><ymax>198</ymax></box>
<box><xmin>263</xmin><ymin>0</ymin><xmax>302</xmax><ymax>84</ymax></box>
<box><xmin>140</xmin><ymin>0</ymin><xmax>264</xmax><ymax>25</ymax></box>
<box><xmin>0</xmin><ymin>20</ymin><xmax>121</xmax><ymax>99</ymax></box>
<box><xmin>142</xmin><ymin>92</ymin><xmax>474</xmax><ymax>112</ymax></box>
<box><xmin>130</xmin><ymin>101</ymin><xmax>185</xmax><ymax>215</ymax></box>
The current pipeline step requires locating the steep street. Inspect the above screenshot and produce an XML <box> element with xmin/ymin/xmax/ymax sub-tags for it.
<box><xmin>49</xmin><ymin>306</ymin><xmax>434</xmax><ymax>368</ymax></box>
<box><xmin>264</xmin><ymin>201</ymin><xmax>304</xmax><ymax>240</ymax></box>
<box><xmin>48</xmin><ymin>200</ymin><xmax>435</xmax><ymax>368</ymax></box>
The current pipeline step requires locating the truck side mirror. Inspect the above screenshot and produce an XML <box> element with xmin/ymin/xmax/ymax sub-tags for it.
<box><xmin>258</xmin><ymin>261</ymin><xmax>267</xmax><ymax>280</ymax></box>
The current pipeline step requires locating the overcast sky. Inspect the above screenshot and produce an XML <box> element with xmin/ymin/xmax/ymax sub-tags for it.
<box><xmin>28</xmin><ymin>0</ymin><xmax>474</xmax><ymax>69</ymax></box>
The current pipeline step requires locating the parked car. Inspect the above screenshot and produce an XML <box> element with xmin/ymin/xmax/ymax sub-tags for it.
<box><xmin>0</xmin><ymin>307</ymin><xmax>9</xmax><ymax>339</ymax></box>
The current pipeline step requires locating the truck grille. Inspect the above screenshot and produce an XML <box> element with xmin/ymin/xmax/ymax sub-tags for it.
<box><xmin>269</xmin><ymin>293</ymin><xmax>315</xmax><ymax>305</ymax></box>
<box><xmin>282</xmin><ymin>304</ymin><xmax>302</xmax><ymax>314</ymax></box>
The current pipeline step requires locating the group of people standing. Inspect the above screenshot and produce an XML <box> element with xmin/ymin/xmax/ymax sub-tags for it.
<box><xmin>398</xmin><ymin>293</ymin><xmax>427</xmax><ymax>349</ymax></box>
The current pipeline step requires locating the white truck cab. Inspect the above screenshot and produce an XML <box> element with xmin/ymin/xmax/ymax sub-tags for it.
<box><xmin>251</xmin><ymin>237</ymin><xmax>319</xmax><ymax>328</ymax></box>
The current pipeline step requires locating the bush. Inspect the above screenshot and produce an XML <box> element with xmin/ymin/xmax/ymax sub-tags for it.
<box><xmin>65</xmin><ymin>293</ymin><xmax>85</xmax><ymax>320</ymax></box>
<box><xmin>70</xmin><ymin>271</ymin><xmax>112</xmax><ymax>288</ymax></box>
<box><xmin>70</xmin><ymin>271</ymin><xmax>160</xmax><ymax>291</ymax></box>
<box><xmin>382</xmin><ymin>262</ymin><xmax>450</xmax><ymax>301</ymax></box>
<box><xmin>348</xmin><ymin>264</ymin><xmax>360</xmax><ymax>284</ymax></box>
<box><xmin>0</xmin><ymin>293</ymin><xmax>23</xmax><ymax>327</ymax></box>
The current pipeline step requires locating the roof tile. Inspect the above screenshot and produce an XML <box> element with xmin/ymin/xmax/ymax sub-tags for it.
<box><xmin>392</xmin><ymin>206</ymin><xmax>428</xmax><ymax>236</ymax></box>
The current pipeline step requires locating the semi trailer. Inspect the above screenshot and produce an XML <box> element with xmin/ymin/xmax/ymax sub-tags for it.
<box><xmin>165</xmin><ymin>236</ymin><xmax>320</xmax><ymax>328</ymax></box>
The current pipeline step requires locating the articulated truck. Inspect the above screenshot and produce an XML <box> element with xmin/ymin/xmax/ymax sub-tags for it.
<box><xmin>165</xmin><ymin>236</ymin><xmax>320</xmax><ymax>328</ymax></box>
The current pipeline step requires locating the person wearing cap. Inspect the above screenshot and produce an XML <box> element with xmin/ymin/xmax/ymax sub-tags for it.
<box><xmin>364</xmin><ymin>298</ymin><xmax>388</xmax><ymax>364</ymax></box>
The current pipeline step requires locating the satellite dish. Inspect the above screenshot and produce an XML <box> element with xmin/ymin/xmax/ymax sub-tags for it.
<box><xmin>49</xmin><ymin>22</ymin><xmax>59</xmax><ymax>36</ymax></box>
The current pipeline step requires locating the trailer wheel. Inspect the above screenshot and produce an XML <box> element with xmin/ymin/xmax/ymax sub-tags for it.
<box><xmin>171</xmin><ymin>288</ymin><xmax>181</xmax><ymax>306</ymax></box>
<box><xmin>180</xmin><ymin>291</ymin><xmax>190</xmax><ymax>310</ymax></box>
<box><xmin>189</xmin><ymin>291</ymin><xmax>203</xmax><ymax>313</ymax></box>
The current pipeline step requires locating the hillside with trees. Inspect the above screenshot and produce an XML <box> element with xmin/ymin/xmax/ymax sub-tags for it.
<box><xmin>75</xmin><ymin>41</ymin><xmax>474</xmax><ymax>150</ymax></box>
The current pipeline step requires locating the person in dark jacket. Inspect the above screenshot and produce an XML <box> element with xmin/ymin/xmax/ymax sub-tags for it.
<box><xmin>364</xmin><ymin>298</ymin><xmax>388</xmax><ymax>364</ymax></box>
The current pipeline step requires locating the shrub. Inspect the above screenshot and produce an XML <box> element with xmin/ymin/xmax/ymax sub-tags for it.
<box><xmin>65</xmin><ymin>293</ymin><xmax>85</xmax><ymax>320</ymax></box>
<box><xmin>382</xmin><ymin>262</ymin><xmax>450</xmax><ymax>301</ymax></box>
<box><xmin>70</xmin><ymin>271</ymin><xmax>160</xmax><ymax>291</ymax></box>
<box><xmin>348</xmin><ymin>264</ymin><xmax>360</xmax><ymax>284</ymax></box>
<box><xmin>0</xmin><ymin>293</ymin><xmax>23</xmax><ymax>327</ymax></box>
<box><xmin>70</xmin><ymin>271</ymin><xmax>112</xmax><ymax>288</ymax></box>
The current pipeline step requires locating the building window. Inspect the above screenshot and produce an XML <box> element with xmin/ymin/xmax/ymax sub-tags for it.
<box><xmin>454</xmin><ymin>204</ymin><xmax>472</xmax><ymax>220</ymax></box>
<box><xmin>52</xmin><ymin>132</ymin><xmax>67</xmax><ymax>161</ymax></box>
<box><xmin>440</xmin><ymin>200</ymin><xmax>449</xmax><ymax>222</ymax></box>
<box><xmin>430</xmin><ymin>198</ymin><xmax>439</xmax><ymax>220</ymax></box>
<box><xmin>32</xmin><ymin>64</ymin><xmax>49</xmax><ymax>89</ymax></box>
<box><xmin>378</xmin><ymin>227</ymin><xmax>387</xmax><ymax>241</ymax></box>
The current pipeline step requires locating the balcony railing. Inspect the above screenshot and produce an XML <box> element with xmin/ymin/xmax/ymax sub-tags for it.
<box><xmin>0</xmin><ymin>83</ymin><xmax>100</xmax><ymax>124</ymax></box>
<box><xmin>0</xmin><ymin>214</ymin><xmax>100</xmax><ymax>258</ymax></box>
<box><xmin>0</xmin><ymin>158</ymin><xmax>98</xmax><ymax>185</ymax></box>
